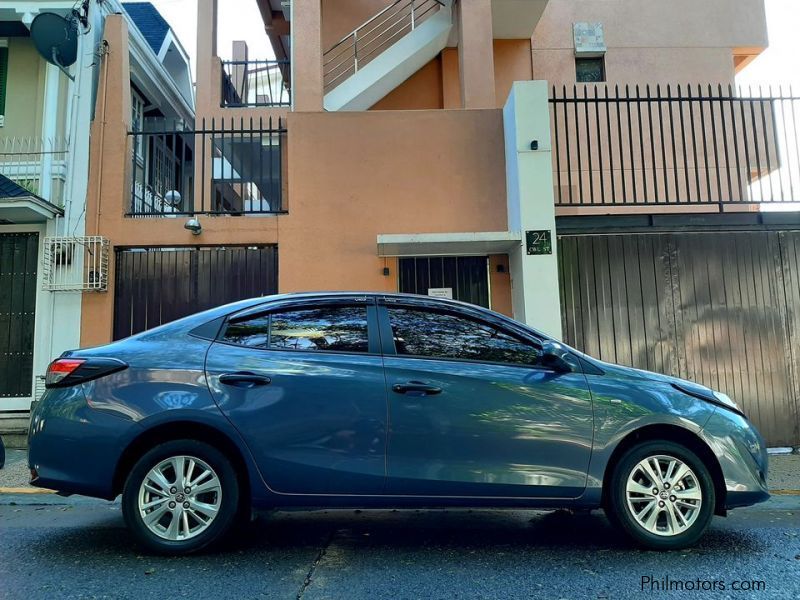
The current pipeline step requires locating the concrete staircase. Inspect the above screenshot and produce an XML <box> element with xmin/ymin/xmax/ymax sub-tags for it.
<box><xmin>323</xmin><ymin>0</ymin><xmax>453</xmax><ymax>111</ymax></box>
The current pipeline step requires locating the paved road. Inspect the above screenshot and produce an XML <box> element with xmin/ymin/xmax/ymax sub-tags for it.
<box><xmin>1</xmin><ymin>496</ymin><xmax>799</xmax><ymax>600</ymax></box>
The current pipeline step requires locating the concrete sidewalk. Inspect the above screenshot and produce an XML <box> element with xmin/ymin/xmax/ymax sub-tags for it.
<box><xmin>3</xmin><ymin>448</ymin><xmax>800</xmax><ymax>494</ymax></box>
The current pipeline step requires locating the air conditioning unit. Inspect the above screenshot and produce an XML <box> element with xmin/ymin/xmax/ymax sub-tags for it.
<box><xmin>42</xmin><ymin>236</ymin><xmax>110</xmax><ymax>292</ymax></box>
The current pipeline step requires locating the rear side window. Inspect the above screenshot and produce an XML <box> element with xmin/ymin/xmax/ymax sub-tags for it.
<box><xmin>223</xmin><ymin>315</ymin><xmax>270</xmax><ymax>348</ymax></box>
<box><xmin>387</xmin><ymin>307</ymin><xmax>540</xmax><ymax>366</ymax></box>
<box><xmin>223</xmin><ymin>305</ymin><xmax>370</xmax><ymax>353</ymax></box>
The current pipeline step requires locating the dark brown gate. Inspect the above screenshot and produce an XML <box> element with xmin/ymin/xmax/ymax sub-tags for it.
<box><xmin>113</xmin><ymin>246</ymin><xmax>278</xmax><ymax>340</ymax></box>
<box><xmin>559</xmin><ymin>230</ymin><xmax>800</xmax><ymax>447</ymax></box>
<box><xmin>398</xmin><ymin>256</ymin><xmax>490</xmax><ymax>308</ymax></box>
<box><xmin>0</xmin><ymin>232</ymin><xmax>38</xmax><ymax>399</ymax></box>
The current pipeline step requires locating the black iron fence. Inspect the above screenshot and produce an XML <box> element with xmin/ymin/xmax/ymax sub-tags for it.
<box><xmin>127</xmin><ymin>117</ymin><xmax>286</xmax><ymax>217</ymax></box>
<box><xmin>221</xmin><ymin>60</ymin><xmax>291</xmax><ymax>108</ymax></box>
<box><xmin>550</xmin><ymin>84</ymin><xmax>800</xmax><ymax>208</ymax></box>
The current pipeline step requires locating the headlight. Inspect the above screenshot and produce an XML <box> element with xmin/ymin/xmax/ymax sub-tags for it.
<box><xmin>713</xmin><ymin>391</ymin><xmax>740</xmax><ymax>412</ymax></box>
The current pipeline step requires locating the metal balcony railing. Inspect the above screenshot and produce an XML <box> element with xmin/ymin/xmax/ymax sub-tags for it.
<box><xmin>323</xmin><ymin>0</ymin><xmax>446</xmax><ymax>93</ymax></box>
<box><xmin>221</xmin><ymin>59</ymin><xmax>291</xmax><ymax>108</ymax></box>
<box><xmin>0</xmin><ymin>136</ymin><xmax>69</xmax><ymax>206</ymax></box>
<box><xmin>126</xmin><ymin>117</ymin><xmax>286</xmax><ymax>217</ymax></box>
<box><xmin>550</xmin><ymin>84</ymin><xmax>800</xmax><ymax>208</ymax></box>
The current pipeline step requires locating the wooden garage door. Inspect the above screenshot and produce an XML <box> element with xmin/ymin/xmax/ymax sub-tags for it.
<box><xmin>113</xmin><ymin>246</ymin><xmax>278</xmax><ymax>340</ymax></box>
<box><xmin>559</xmin><ymin>231</ymin><xmax>800</xmax><ymax>447</ymax></box>
<box><xmin>0</xmin><ymin>232</ymin><xmax>38</xmax><ymax>399</ymax></box>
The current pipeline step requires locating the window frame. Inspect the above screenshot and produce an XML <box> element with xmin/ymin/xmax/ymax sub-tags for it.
<box><xmin>217</xmin><ymin>297</ymin><xmax>381</xmax><ymax>356</ymax></box>
<box><xmin>0</xmin><ymin>42</ymin><xmax>9</xmax><ymax>127</ymax></box>
<box><xmin>376</xmin><ymin>299</ymin><xmax>555</xmax><ymax>371</ymax></box>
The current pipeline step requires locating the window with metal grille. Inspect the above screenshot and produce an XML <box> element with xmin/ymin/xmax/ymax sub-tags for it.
<box><xmin>575</xmin><ymin>56</ymin><xmax>605</xmax><ymax>83</ymax></box>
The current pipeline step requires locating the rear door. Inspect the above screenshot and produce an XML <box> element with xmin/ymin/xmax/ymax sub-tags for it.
<box><xmin>378</xmin><ymin>298</ymin><xmax>594</xmax><ymax>498</ymax></box>
<box><xmin>205</xmin><ymin>297</ymin><xmax>387</xmax><ymax>495</ymax></box>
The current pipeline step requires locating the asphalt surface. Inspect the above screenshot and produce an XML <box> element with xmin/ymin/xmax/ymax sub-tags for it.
<box><xmin>1</xmin><ymin>495</ymin><xmax>799</xmax><ymax>600</ymax></box>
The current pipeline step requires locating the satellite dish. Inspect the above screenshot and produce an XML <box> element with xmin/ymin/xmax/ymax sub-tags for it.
<box><xmin>30</xmin><ymin>13</ymin><xmax>79</xmax><ymax>80</ymax></box>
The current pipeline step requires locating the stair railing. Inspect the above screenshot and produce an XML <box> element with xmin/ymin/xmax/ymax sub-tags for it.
<box><xmin>323</xmin><ymin>0</ymin><xmax>447</xmax><ymax>93</ymax></box>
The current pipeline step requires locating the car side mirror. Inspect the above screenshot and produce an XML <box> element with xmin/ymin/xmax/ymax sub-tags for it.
<box><xmin>539</xmin><ymin>340</ymin><xmax>573</xmax><ymax>373</ymax></box>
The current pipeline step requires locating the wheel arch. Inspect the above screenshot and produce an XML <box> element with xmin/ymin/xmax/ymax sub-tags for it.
<box><xmin>601</xmin><ymin>424</ymin><xmax>727</xmax><ymax>515</ymax></box>
<box><xmin>112</xmin><ymin>420</ymin><xmax>252</xmax><ymax>508</ymax></box>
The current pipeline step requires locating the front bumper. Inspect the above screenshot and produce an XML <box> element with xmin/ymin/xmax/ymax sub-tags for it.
<box><xmin>28</xmin><ymin>386</ymin><xmax>142</xmax><ymax>499</ymax></box>
<box><xmin>700</xmin><ymin>408</ymin><xmax>770</xmax><ymax>509</ymax></box>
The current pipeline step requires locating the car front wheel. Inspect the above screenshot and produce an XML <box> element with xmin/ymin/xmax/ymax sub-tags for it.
<box><xmin>122</xmin><ymin>439</ymin><xmax>239</xmax><ymax>555</ymax></box>
<box><xmin>606</xmin><ymin>440</ymin><xmax>715</xmax><ymax>550</ymax></box>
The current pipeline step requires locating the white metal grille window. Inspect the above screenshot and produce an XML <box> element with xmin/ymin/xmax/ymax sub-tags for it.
<box><xmin>42</xmin><ymin>236</ymin><xmax>110</xmax><ymax>292</ymax></box>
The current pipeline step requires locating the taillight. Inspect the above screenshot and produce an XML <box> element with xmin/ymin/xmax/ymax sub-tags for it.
<box><xmin>45</xmin><ymin>357</ymin><xmax>128</xmax><ymax>388</ymax></box>
<box><xmin>46</xmin><ymin>359</ymin><xmax>86</xmax><ymax>386</ymax></box>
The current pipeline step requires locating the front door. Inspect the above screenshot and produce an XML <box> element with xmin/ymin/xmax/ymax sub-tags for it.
<box><xmin>0</xmin><ymin>232</ymin><xmax>38</xmax><ymax>403</ymax></box>
<box><xmin>205</xmin><ymin>298</ymin><xmax>387</xmax><ymax>495</ymax></box>
<box><xmin>398</xmin><ymin>256</ymin><xmax>490</xmax><ymax>308</ymax></box>
<box><xmin>378</xmin><ymin>299</ymin><xmax>594</xmax><ymax>498</ymax></box>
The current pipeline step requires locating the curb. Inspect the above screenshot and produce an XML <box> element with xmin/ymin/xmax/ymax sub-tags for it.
<box><xmin>0</xmin><ymin>487</ymin><xmax>55</xmax><ymax>495</ymax></box>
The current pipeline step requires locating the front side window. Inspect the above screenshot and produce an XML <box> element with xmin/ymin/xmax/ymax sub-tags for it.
<box><xmin>387</xmin><ymin>307</ymin><xmax>541</xmax><ymax>366</ymax></box>
<box><xmin>270</xmin><ymin>306</ymin><xmax>369</xmax><ymax>352</ymax></box>
<box><xmin>224</xmin><ymin>305</ymin><xmax>370</xmax><ymax>353</ymax></box>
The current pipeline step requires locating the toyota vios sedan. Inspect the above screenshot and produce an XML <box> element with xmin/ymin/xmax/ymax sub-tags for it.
<box><xmin>29</xmin><ymin>293</ymin><xmax>769</xmax><ymax>554</ymax></box>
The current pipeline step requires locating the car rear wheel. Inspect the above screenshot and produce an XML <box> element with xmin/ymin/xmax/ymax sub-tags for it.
<box><xmin>606</xmin><ymin>440</ymin><xmax>715</xmax><ymax>550</ymax></box>
<box><xmin>122</xmin><ymin>440</ymin><xmax>239</xmax><ymax>555</ymax></box>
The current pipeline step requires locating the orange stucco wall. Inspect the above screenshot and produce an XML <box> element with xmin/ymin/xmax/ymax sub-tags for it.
<box><xmin>531</xmin><ymin>0</ymin><xmax>768</xmax><ymax>85</ymax></box>
<box><xmin>81</xmin><ymin>19</ymin><xmax>510</xmax><ymax>347</ymax></box>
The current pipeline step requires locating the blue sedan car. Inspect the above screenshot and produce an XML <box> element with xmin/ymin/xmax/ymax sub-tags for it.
<box><xmin>29</xmin><ymin>293</ymin><xmax>769</xmax><ymax>554</ymax></box>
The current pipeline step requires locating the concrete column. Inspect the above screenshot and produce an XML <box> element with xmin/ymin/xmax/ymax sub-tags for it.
<box><xmin>195</xmin><ymin>0</ymin><xmax>219</xmax><ymax>113</ymax></box>
<box><xmin>503</xmin><ymin>81</ymin><xmax>561</xmax><ymax>339</ymax></box>
<box><xmin>291</xmin><ymin>0</ymin><xmax>323</xmax><ymax>112</ymax></box>
<box><xmin>232</xmin><ymin>40</ymin><xmax>249</xmax><ymax>101</ymax></box>
<box><xmin>80</xmin><ymin>15</ymin><xmax>132</xmax><ymax>348</ymax></box>
<box><xmin>458</xmin><ymin>0</ymin><xmax>496</xmax><ymax>109</ymax></box>
<box><xmin>39</xmin><ymin>63</ymin><xmax>60</xmax><ymax>203</ymax></box>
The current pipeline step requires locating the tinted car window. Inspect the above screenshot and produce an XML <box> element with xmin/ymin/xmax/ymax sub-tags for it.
<box><xmin>270</xmin><ymin>306</ymin><xmax>369</xmax><ymax>353</ymax></box>
<box><xmin>223</xmin><ymin>314</ymin><xmax>270</xmax><ymax>348</ymax></box>
<box><xmin>388</xmin><ymin>307</ymin><xmax>541</xmax><ymax>365</ymax></box>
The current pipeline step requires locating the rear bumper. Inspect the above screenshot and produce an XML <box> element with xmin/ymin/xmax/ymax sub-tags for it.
<box><xmin>28</xmin><ymin>386</ymin><xmax>142</xmax><ymax>499</ymax></box>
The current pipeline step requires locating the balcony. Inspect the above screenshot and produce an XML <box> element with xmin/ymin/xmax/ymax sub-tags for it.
<box><xmin>221</xmin><ymin>59</ymin><xmax>291</xmax><ymax>108</ymax></box>
<box><xmin>0</xmin><ymin>136</ymin><xmax>69</xmax><ymax>209</ymax></box>
<box><xmin>550</xmin><ymin>84</ymin><xmax>800</xmax><ymax>212</ymax></box>
<box><xmin>126</xmin><ymin>117</ymin><xmax>286</xmax><ymax>217</ymax></box>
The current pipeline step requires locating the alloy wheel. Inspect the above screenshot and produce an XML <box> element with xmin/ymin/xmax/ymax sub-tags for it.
<box><xmin>625</xmin><ymin>454</ymin><xmax>703</xmax><ymax>537</ymax></box>
<box><xmin>137</xmin><ymin>455</ymin><xmax>222</xmax><ymax>541</ymax></box>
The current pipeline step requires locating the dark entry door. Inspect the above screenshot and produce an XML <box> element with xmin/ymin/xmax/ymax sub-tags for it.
<box><xmin>0</xmin><ymin>232</ymin><xmax>38</xmax><ymax>399</ymax></box>
<box><xmin>113</xmin><ymin>246</ymin><xmax>278</xmax><ymax>339</ymax></box>
<box><xmin>398</xmin><ymin>256</ymin><xmax>490</xmax><ymax>307</ymax></box>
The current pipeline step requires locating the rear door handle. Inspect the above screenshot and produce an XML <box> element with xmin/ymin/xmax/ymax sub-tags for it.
<box><xmin>392</xmin><ymin>381</ymin><xmax>442</xmax><ymax>396</ymax></box>
<box><xmin>219</xmin><ymin>372</ymin><xmax>272</xmax><ymax>388</ymax></box>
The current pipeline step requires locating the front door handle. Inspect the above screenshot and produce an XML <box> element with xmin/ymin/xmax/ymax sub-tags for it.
<box><xmin>219</xmin><ymin>372</ymin><xmax>272</xmax><ymax>388</ymax></box>
<box><xmin>392</xmin><ymin>381</ymin><xmax>442</xmax><ymax>396</ymax></box>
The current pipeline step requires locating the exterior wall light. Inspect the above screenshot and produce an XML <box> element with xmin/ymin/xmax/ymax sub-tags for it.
<box><xmin>184</xmin><ymin>218</ymin><xmax>202</xmax><ymax>235</ymax></box>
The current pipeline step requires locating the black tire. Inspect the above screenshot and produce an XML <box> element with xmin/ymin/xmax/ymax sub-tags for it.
<box><xmin>122</xmin><ymin>439</ymin><xmax>239</xmax><ymax>555</ymax></box>
<box><xmin>605</xmin><ymin>440</ymin><xmax>715</xmax><ymax>550</ymax></box>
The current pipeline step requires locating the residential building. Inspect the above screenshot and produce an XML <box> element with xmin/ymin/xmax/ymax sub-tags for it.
<box><xmin>12</xmin><ymin>0</ymin><xmax>800</xmax><ymax>447</ymax></box>
<box><xmin>0</xmin><ymin>0</ymin><xmax>192</xmax><ymax>445</ymax></box>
